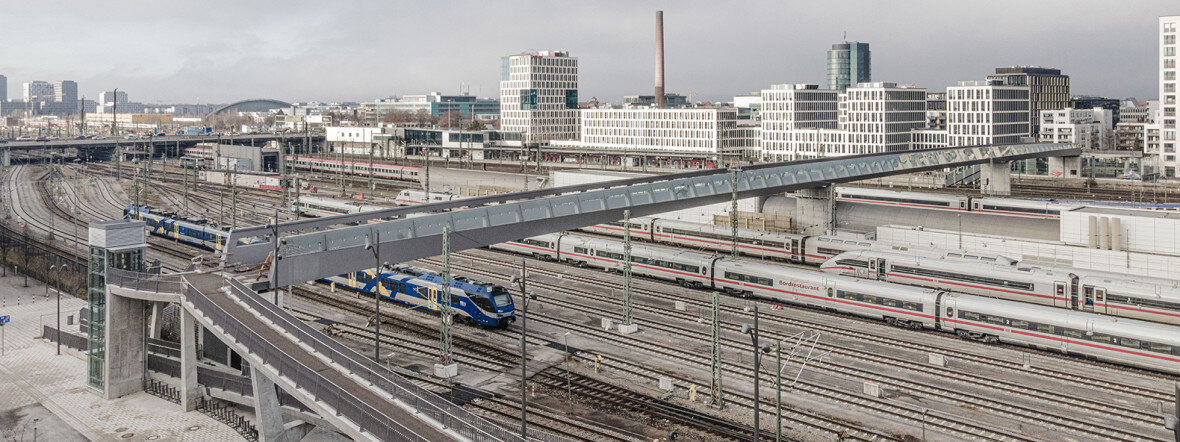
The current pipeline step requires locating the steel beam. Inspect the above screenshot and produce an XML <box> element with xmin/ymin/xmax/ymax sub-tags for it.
<box><xmin>233</xmin><ymin>143</ymin><xmax>1077</xmax><ymax>288</ymax></box>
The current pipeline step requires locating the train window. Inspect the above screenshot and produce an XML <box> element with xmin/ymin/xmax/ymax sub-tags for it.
<box><xmin>880</xmin><ymin>298</ymin><xmax>898</xmax><ymax>307</ymax></box>
<box><xmin>945</xmin><ymin>307</ymin><xmax>954</xmax><ymax>317</ymax></box>
<box><xmin>1009</xmin><ymin>319</ymin><xmax>1029</xmax><ymax>329</ymax></box>
<box><xmin>816</xmin><ymin>248</ymin><xmax>847</xmax><ymax>256</ymax></box>
<box><xmin>1063</xmin><ymin>329</ymin><xmax>1084</xmax><ymax>339</ymax></box>
<box><xmin>1149</xmin><ymin>342</ymin><xmax>1174</xmax><ymax>354</ymax></box>
<box><xmin>399</xmin><ymin>283</ymin><xmax>406</xmax><ymax>294</ymax></box>
<box><xmin>890</xmin><ymin>265</ymin><xmax>1034</xmax><ymax>291</ymax></box>
<box><xmin>1120</xmin><ymin>337</ymin><xmax>1141</xmax><ymax>348</ymax></box>
<box><xmin>986</xmin><ymin>315</ymin><xmax>1005</xmax><ymax>326</ymax></box>
<box><xmin>817</xmin><ymin>237</ymin><xmax>831</xmax><ymax>242</ymax></box>
<box><xmin>1032</xmin><ymin>323</ymin><xmax>1053</xmax><ymax>334</ymax></box>
<box><xmin>862</xmin><ymin>295</ymin><xmax>878</xmax><ymax>304</ymax></box>
<box><xmin>960</xmin><ymin>311</ymin><xmax>980</xmax><ymax>321</ymax></box>
<box><xmin>724</xmin><ymin>271</ymin><xmax>772</xmax><ymax>286</ymax></box>
<box><xmin>1090</xmin><ymin>334</ymin><xmax>1113</xmax><ymax>344</ymax></box>
<box><xmin>903</xmin><ymin>302</ymin><xmax>919</xmax><ymax>310</ymax></box>
<box><xmin>574</xmin><ymin>247</ymin><xmax>588</xmax><ymax>254</ymax></box>
<box><xmin>1105</xmin><ymin>294</ymin><xmax>1129</xmax><ymax>304</ymax></box>
<box><xmin>948</xmin><ymin>253</ymin><xmax>962</xmax><ymax>258</ymax></box>
<box><xmin>835</xmin><ymin>259</ymin><xmax>868</xmax><ymax>268</ymax></box>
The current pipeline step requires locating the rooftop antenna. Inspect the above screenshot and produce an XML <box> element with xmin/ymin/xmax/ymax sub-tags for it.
<box><xmin>843</xmin><ymin>31</ymin><xmax>847</xmax><ymax>41</ymax></box>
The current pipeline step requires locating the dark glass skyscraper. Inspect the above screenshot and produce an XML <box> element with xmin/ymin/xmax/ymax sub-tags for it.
<box><xmin>827</xmin><ymin>41</ymin><xmax>870</xmax><ymax>93</ymax></box>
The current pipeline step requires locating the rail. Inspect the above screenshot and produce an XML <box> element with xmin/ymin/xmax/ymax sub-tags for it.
<box><xmin>182</xmin><ymin>281</ymin><xmax>427</xmax><ymax>441</ymax></box>
<box><xmin>223</xmin><ymin>277</ymin><xmax>527</xmax><ymax>442</ymax></box>
<box><xmin>107</xmin><ymin>268</ymin><xmax>189</xmax><ymax>294</ymax></box>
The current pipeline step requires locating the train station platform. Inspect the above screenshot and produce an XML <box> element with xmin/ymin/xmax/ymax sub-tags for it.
<box><xmin>106</xmin><ymin>270</ymin><xmax>527</xmax><ymax>441</ymax></box>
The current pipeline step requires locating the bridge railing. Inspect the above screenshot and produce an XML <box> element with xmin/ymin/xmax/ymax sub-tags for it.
<box><xmin>183</xmin><ymin>281</ymin><xmax>426</xmax><ymax>441</ymax></box>
<box><xmin>107</xmin><ymin>268</ymin><xmax>189</xmax><ymax>294</ymax></box>
<box><xmin>223</xmin><ymin>277</ymin><xmax>531</xmax><ymax>442</ymax></box>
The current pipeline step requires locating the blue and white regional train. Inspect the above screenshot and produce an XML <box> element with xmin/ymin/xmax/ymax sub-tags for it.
<box><xmin>322</xmin><ymin>265</ymin><xmax>515</xmax><ymax>328</ymax></box>
<box><xmin>124</xmin><ymin>205</ymin><xmax>244</xmax><ymax>251</ymax></box>
<box><xmin>820</xmin><ymin>250</ymin><xmax>1180</xmax><ymax>326</ymax></box>
<box><xmin>492</xmin><ymin>233</ymin><xmax>1180</xmax><ymax>374</ymax></box>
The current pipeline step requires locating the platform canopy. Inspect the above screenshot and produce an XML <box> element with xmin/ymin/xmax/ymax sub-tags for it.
<box><xmin>221</xmin><ymin>143</ymin><xmax>1078</xmax><ymax>288</ymax></box>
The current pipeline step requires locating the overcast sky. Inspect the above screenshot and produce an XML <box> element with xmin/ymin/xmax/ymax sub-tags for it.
<box><xmin>1</xmin><ymin>1</ymin><xmax>1174</xmax><ymax>105</ymax></box>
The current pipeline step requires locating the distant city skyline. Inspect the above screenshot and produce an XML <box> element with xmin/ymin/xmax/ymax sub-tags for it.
<box><xmin>0</xmin><ymin>1</ymin><xmax>1174</xmax><ymax>104</ymax></box>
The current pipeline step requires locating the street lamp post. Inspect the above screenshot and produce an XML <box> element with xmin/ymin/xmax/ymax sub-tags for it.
<box><xmin>510</xmin><ymin>260</ymin><xmax>537</xmax><ymax>439</ymax></box>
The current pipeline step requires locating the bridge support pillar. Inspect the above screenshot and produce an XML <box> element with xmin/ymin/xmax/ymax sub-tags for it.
<box><xmin>251</xmin><ymin>366</ymin><xmax>287</xmax><ymax>442</ymax></box>
<box><xmin>180</xmin><ymin>308</ymin><xmax>199</xmax><ymax>412</ymax></box>
<box><xmin>1</xmin><ymin>149</ymin><xmax>9</xmax><ymax>167</ymax></box>
<box><xmin>980</xmin><ymin>161</ymin><xmax>1011</xmax><ymax>196</ymax></box>
<box><xmin>1049</xmin><ymin>156</ymin><xmax>1081</xmax><ymax>179</ymax></box>
<box><xmin>149</xmin><ymin>301</ymin><xmax>166</xmax><ymax>340</ymax></box>
<box><xmin>793</xmin><ymin>186</ymin><xmax>834</xmax><ymax>235</ymax></box>
<box><xmin>103</xmin><ymin>293</ymin><xmax>147</xmax><ymax>399</ymax></box>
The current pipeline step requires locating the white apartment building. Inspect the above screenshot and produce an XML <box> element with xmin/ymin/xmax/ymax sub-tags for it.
<box><xmin>1160</xmin><ymin>15</ymin><xmax>1179</xmax><ymax>177</ymax></box>
<box><xmin>911</xmin><ymin>128</ymin><xmax>949</xmax><ymax>150</ymax></box>
<box><xmin>326</xmin><ymin>126</ymin><xmax>384</xmax><ymax>156</ymax></box>
<box><xmin>1038</xmin><ymin>107</ymin><xmax>1114</xmax><ymax>151</ymax></box>
<box><xmin>759</xmin><ymin>82</ymin><xmax>925</xmax><ymax>160</ymax></box>
<box><xmin>499</xmin><ymin>50</ymin><xmax>579</xmax><ymax>144</ymax></box>
<box><xmin>578</xmin><ymin>108</ymin><xmax>739</xmax><ymax>154</ymax></box>
<box><xmin>946</xmin><ymin>80</ymin><xmax>1031</xmax><ymax>147</ymax></box>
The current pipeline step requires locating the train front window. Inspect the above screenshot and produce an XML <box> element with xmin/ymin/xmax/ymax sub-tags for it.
<box><xmin>470</xmin><ymin>295</ymin><xmax>496</xmax><ymax>312</ymax></box>
<box><xmin>492</xmin><ymin>287</ymin><xmax>514</xmax><ymax>308</ymax></box>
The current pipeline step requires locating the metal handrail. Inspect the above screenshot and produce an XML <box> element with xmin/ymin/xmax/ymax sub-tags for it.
<box><xmin>224</xmin><ymin>277</ymin><xmax>526</xmax><ymax>442</ymax></box>
<box><xmin>183</xmin><ymin>282</ymin><xmax>426</xmax><ymax>441</ymax></box>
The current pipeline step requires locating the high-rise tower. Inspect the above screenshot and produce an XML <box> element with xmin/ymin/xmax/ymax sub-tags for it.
<box><xmin>827</xmin><ymin>41</ymin><xmax>870</xmax><ymax>93</ymax></box>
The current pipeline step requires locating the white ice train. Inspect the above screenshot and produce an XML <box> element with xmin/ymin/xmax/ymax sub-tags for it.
<box><xmin>393</xmin><ymin>189</ymin><xmax>469</xmax><ymax>206</ymax></box>
<box><xmin>580</xmin><ymin>217</ymin><xmax>923</xmax><ymax>264</ymax></box>
<box><xmin>821</xmin><ymin>250</ymin><xmax>1180</xmax><ymax>326</ymax></box>
<box><xmin>491</xmin><ymin>233</ymin><xmax>1180</xmax><ymax>374</ymax></box>
<box><xmin>834</xmin><ymin>187</ymin><xmax>1079</xmax><ymax>219</ymax></box>
<box><xmin>291</xmin><ymin>195</ymin><xmax>390</xmax><ymax>217</ymax></box>
<box><xmin>285</xmin><ymin>156</ymin><xmax>421</xmax><ymax>182</ymax></box>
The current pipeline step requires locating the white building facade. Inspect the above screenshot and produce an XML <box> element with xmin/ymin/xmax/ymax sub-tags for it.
<box><xmin>759</xmin><ymin>82</ymin><xmax>926</xmax><ymax>160</ymax></box>
<box><xmin>1160</xmin><ymin>15</ymin><xmax>1179</xmax><ymax>177</ymax></box>
<box><xmin>1038</xmin><ymin>107</ymin><xmax>1114</xmax><ymax>151</ymax></box>
<box><xmin>578</xmin><ymin>108</ymin><xmax>738</xmax><ymax>153</ymax></box>
<box><xmin>499</xmin><ymin>51</ymin><xmax>579</xmax><ymax>144</ymax></box>
<box><xmin>946</xmin><ymin>80</ymin><xmax>1031</xmax><ymax>147</ymax></box>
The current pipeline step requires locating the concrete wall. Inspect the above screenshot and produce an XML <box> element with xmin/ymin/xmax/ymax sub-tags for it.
<box><xmin>104</xmin><ymin>293</ymin><xmax>146</xmax><ymax>399</ymax></box>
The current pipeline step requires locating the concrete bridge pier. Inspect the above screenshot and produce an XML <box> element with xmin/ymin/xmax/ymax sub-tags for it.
<box><xmin>251</xmin><ymin>367</ymin><xmax>288</xmax><ymax>441</ymax></box>
<box><xmin>1049</xmin><ymin>155</ymin><xmax>1081</xmax><ymax>179</ymax></box>
<box><xmin>793</xmin><ymin>186</ymin><xmax>835</xmax><ymax>235</ymax></box>
<box><xmin>980</xmin><ymin>161</ymin><xmax>1011</xmax><ymax>196</ymax></box>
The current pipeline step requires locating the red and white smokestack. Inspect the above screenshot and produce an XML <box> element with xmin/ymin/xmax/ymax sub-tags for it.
<box><xmin>655</xmin><ymin>10</ymin><xmax>665</xmax><ymax>109</ymax></box>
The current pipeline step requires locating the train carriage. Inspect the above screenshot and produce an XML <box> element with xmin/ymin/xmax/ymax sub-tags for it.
<box><xmin>835</xmin><ymin>187</ymin><xmax>969</xmax><ymax>212</ymax></box>
<box><xmin>969</xmin><ymin>197</ymin><xmax>1077</xmax><ymax>219</ymax></box>
<box><xmin>291</xmin><ymin>196</ymin><xmax>389</xmax><ymax>217</ymax></box>
<box><xmin>941</xmin><ymin>293</ymin><xmax>1180</xmax><ymax>373</ymax></box>
<box><xmin>285</xmin><ymin>156</ymin><xmax>421</xmax><ymax>182</ymax></box>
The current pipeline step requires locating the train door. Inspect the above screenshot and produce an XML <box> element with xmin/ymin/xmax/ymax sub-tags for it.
<box><xmin>347</xmin><ymin>272</ymin><xmax>357</xmax><ymax>288</ymax></box>
<box><xmin>427</xmin><ymin>287</ymin><xmax>440</xmax><ymax>311</ymax></box>
<box><xmin>790</xmin><ymin>238</ymin><xmax>802</xmax><ymax>263</ymax></box>
<box><xmin>1093</xmin><ymin>287</ymin><xmax>1106</xmax><ymax>314</ymax></box>
<box><xmin>1053</xmin><ymin>282</ymin><xmax>1068</xmax><ymax>308</ymax></box>
<box><xmin>869</xmin><ymin>258</ymin><xmax>887</xmax><ymax>280</ymax></box>
<box><xmin>1069</xmin><ymin>275</ymin><xmax>1080</xmax><ymax>310</ymax></box>
<box><xmin>933</xmin><ymin>292</ymin><xmax>945</xmax><ymax>330</ymax></box>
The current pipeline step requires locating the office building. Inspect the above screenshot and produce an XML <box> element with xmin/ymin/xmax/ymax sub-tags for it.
<box><xmin>0</xmin><ymin>74</ymin><xmax>6</xmax><ymax>102</ymax></box>
<box><xmin>1039</xmin><ymin>107</ymin><xmax>1114</xmax><ymax>151</ymax></box>
<box><xmin>623</xmin><ymin>94</ymin><xmax>688</xmax><ymax>108</ymax></box>
<box><xmin>946</xmin><ymin>80</ymin><xmax>1031</xmax><ymax>147</ymax></box>
<box><xmin>1160</xmin><ymin>15</ymin><xmax>1179</xmax><ymax>177</ymax></box>
<box><xmin>1071</xmin><ymin>95</ymin><xmax>1121</xmax><ymax>124</ymax></box>
<box><xmin>760</xmin><ymin>82</ymin><xmax>925</xmax><ymax>160</ymax></box>
<box><xmin>499</xmin><ymin>50</ymin><xmax>580</xmax><ymax>143</ymax></box>
<box><xmin>925</xmin><ymin>91</ymin><xmax>947</xmax><ymax>129</ymax></box>
<box><xmin>367</xmin><ymin>93</ymin><xmax>499</xmax><ymax>119</ymax></box>
<box><xmin>827</xmin><ymin>41</ymin><xmax>870</xmax><ymax>93</ymax></box>
<box><xmin>576</xmin><ymin>108</ymin><xmax>739</xmax><ymax>154</ymax></box>
<box><xmin>1116</xmin><ymin>121</ymin><xmax>1147</xmax><ymax>151</ymax></box>
<box><xmin>1120</xmin><ymin>98</ymin><xmax>1150</xmax><ymax>122</ymax></box>
<box><xmin>100</xmin><ymin>90</ymin><xmax>128</xmax><ymax>106</ymax></box>
<box><xmin>986</xmin><ymin>66</ymin><xmax>1069</xmax><ymax>135</ymax></box>
<box><xmin>54</xmin><ymin>80</ymin><xmax>77</xmax><ymax>109</ymax></box>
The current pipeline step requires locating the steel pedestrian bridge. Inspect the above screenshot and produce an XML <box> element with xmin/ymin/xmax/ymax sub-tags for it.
<box><xmin>224</xmin><ymin>143</ymin><xmax>1078</xmax><ymax>288</ymax></box>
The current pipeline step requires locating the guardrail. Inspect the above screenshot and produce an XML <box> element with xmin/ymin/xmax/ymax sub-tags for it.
<box><xmin>107</xmin><ymin>268</ymin><xmax>189</xmax><ymax>294</ymax></box>
<box><xmin>223</xmin><ymin>277</ymin><xmax>533</xmax><ymax>442</ymax></box>
<box><xmin>41</xmin><ymin>325</ymin><xmax>88</xmax><ymax>351</ymax></box>
<box><xmin>183</xmin><ymin>281</ymin><xmax>426</xmax><ymax>441</ymax></box>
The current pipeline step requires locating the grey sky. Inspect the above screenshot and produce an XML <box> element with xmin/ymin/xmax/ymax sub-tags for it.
<box><xmin>1</xmin><ymin>1</ymin><xmax>1174</xmax><ymax>104</ymax></box>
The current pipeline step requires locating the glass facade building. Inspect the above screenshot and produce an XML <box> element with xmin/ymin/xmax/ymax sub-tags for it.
<box><xmin>827</xmin><ymin>42</ymin><xmax>871</xmax><ymax>93</ymax></box>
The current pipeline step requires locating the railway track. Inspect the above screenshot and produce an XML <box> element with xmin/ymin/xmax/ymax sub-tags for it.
<box><xmin>417</xmin><ymin>250</ymin><xmax>1173</xmax><ymax>441</ymax></box>
<box><xmin>285</xmin><ymin>286</ymin><xmax>643</xmax><ymax>441</ymax></box>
